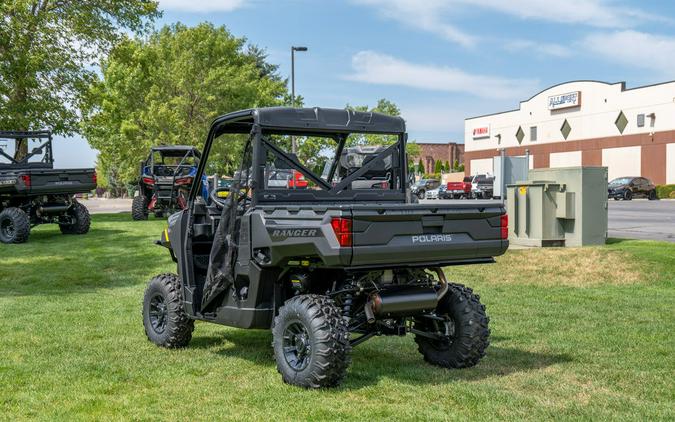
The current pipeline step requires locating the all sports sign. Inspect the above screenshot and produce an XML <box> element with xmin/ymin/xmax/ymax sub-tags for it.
<box><xmin>548</xmin><ymin>91</ymin><xmax>581</xmax><ymax>110</ymax></box>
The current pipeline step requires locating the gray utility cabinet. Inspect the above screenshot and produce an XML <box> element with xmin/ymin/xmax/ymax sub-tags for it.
<box><xmin>493</xmin><ymin>156</ymin><xmax>529</xmax><ymax>199</ymax></box>
<box><xmin>506</xmin><ymin>166</ymin><xmax>608</xmax><ymax>247</ymax></box>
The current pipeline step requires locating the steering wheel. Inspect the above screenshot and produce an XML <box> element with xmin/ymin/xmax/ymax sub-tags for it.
<box><xmin>210</xmin><ymin>186</ymin><xmax>250</xmax><ymax>210</ymax></box>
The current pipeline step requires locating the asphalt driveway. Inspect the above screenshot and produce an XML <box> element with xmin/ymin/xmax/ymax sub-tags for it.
<box><xmin>608</xmin><ymin>200</ymin><xmax>675</xmax><ymax>242</ymax></box>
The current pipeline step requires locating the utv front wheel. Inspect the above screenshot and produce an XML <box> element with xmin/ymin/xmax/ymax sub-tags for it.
<box><xmin>0</xmin><ymin>207</ymin><xmax>30</xmax><ymax>244</ymax></box>
<box><xmin>143</xmin><ymin>273</ymin><xmax>194</xmax><ymax>348</ymax></box>
<box><xmin>59</xmin><ymin>202</ymin><xmax>91</xmax><ymax>235</ymax></box>
<box><xmin>414</xmin><ymin>283</ymin><xmax>490</xmax><ymax>368</ymax></box>
<box><xmin>132</xmin><ymin>195</ymin><xmax>149</xmax><ymax>220</ymax></box>
<box><xmin>272</xmin><ymin>295</ymin><xmax>351</xmax><ymax>388</ymax></box>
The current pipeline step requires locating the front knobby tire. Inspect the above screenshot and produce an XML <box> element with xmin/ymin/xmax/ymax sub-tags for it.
<box><xmin>59</xmin><ymin>202</ymin><xmax>90</xmax><ymax>235</ymax></box>
<box><xmin>414</xmin><ymin>283</ymin><xmax>490</xmax><ymax>369</ymax></box>
<box><xmin>142</xmin><ymin>273</ymin><xmax>194</xmax><ymax>348</ymax></box>
<box><xmin>272</xmin><ymin>294</ymin><xmax>351</xmax><ymax>388</ymax></box>
<box><xmin>132</xmin><ymin>195</ymin><xmax>149</xmax><ymax>220</ymax></box>
<box><xmin>0</xmin><ymin>207</ymin><xmax>30</xmax><ymax>244</ymax></box>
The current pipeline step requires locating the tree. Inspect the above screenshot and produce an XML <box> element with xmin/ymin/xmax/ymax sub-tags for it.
<box><xmin>453</xmin><ymin>159</ymin><xmax>460</xmax><ymax>171</ymax></box>
<box><xmin>0</xmin><ymin>0</ymin><xmax>160</xmax><ymax>159</ymax></box>
<box><xmin>417</xmin><ymin>159</ymin><xmax>425</xmax><ymax>174</ymax></box>
<box><xmin>81</xmin><ymin>23</ymin><xmax>288</xmax><ymax>184</ymax></box>
<box><xmin>445</xmin><ymin>160</ymin><xmax>451</xmax><ymax>173</ymax></box>
<box><xmin>434</xmin><ymin>160</ymin><xmax>443</xmax><ymax>174</ymax></box>
<box><xmin>345</xmin><ymin>98</ymin><xmax>401</xmax><ymax>147</ymax></box>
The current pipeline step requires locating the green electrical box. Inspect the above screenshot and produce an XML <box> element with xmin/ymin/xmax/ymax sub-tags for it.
<box><xmin>506</xmin><ymin>166</ymin><xmax>608</xmax><ymax>247</ymax></box>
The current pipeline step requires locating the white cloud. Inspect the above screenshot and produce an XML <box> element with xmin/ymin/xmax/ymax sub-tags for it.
<box><xmin>158</xmin><ymin>0</ymin><xmax>246</xmax><ymax>13</ymax></box>
<box><xmin>353</xmin><ymin>0</ymin><xmax>665</xmax><ymax>48</ymax></box>
<box><xmin>353</xmin><ymin>0</ymin><xmax>477</xmax><ymax>47</ymax></box>
<box><xmin>504</xmin><ymin>39</ymin><xmax>573</xmax><ymax>58</ymax></box>
<box><xmin>345</xmin><ymin>51</ymin><xmax>538</xmax><ymax>100</ymax></box>
<box><xmin>583</xmin><ymin>30</ymin><xmax>675</xmax><ymax>75</ymax></box>
<box><xmin>455</xmin><ymin>0</ymin><xmax>664</xmax><ymax>28</ymax></box>
<box><xmin>401</xmin><ymin>106</ymin><xmax>468</xmax><ymax>136</ymax></box>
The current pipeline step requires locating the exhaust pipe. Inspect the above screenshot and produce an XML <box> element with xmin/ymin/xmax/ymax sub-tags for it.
<box><xmin>364</xmin><ymin>268</ymin><xmax>448</xmax><ymax>324</ymax></box>
<box><xmin>38</xmin><ymin>204</ymin><xmax>70</xmax><ymax>214</ymax></box>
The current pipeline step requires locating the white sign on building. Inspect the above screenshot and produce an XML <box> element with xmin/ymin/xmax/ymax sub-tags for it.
<box><xmin>472</xmin><ymin>125</ymin><xmax>490</xmax><ymax>139</ymax></box>
<box><xmin>548</xmin><ymin>91</ymin><xmax>581</xmax><ymax>110</ymax></box>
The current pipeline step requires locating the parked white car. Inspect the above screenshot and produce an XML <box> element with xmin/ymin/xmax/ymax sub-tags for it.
<box><xmin>425</xmin><ymin>187</ymin><xmax>440</xmax><ymax>200</ymax></box>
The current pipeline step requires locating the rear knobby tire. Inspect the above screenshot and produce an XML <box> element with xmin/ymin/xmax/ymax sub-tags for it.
<box><xmin>648</xmin><ymin>190</ymin><xmax>657</xmax><ymax>200</ymax></box>
<box><xmin>132</xmin><ymin>195</ymin><xmax>149</xmax><ymax>220</ymax></box>
<box><xmin>272</xmin><ymin>294</ymin><xmax>351</xmax><ymax>388</ymax></box>
<box><xmin>59</xmin><ymin>202</ymin><xmax>90</xmax><ymax>235</ymax></box>
<box><xmin>414</xmin><ymin>283</ymin><xmax>490</xmax><ymax>369</ymax></box>
<box><xmin>624</xmin><ymin>190</ymin><xmax>632</xmax><ymax>201</ymax></box>
<box><xmin>0</xmin><ymin>207</ymin><xmax>30</xmax><ymax>244</ymax></box>
<box><xmin>143</xmin><ymin>273</ymin><xmax>194</xmax><ymax>348</ymax></box>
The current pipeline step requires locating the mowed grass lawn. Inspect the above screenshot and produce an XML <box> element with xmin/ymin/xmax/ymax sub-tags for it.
<box><xmin>1</xmin><ymin>214</ymin><xmax>674</xmax><ymax>421</ymax></box>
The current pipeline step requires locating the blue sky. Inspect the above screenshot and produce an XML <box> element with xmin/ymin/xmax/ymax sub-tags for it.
<box><xmin>58</xmin><ymin>0</ymin><xmax>675</xmax><ymax>168</ymax></box>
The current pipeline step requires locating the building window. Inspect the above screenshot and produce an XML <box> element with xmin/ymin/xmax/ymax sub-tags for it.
<box><xmin>516</xmin><ymin>126</ymin><xmax>525</xmax><ymax>144</ymax></box>
<box><xmin>637</xmin><ymin>113</ymin><xmax>645</xmax><ymax>128</ymax></box>
<box><xmin>560</xmin><ymin>119</ymin><xmax>572</xmax><ymax>140</ymax></box>
<box><xmin>615</xmin><ymin>111</ymin><xmax>628</xmax><ymax>134</ymax></box>
<box><xmin>530</xmin><ymin>126</ymin><xmax>537</xmax><ymax>142</ymax></box>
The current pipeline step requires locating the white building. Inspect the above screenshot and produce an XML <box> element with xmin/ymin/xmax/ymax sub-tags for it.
<box><xmin>464</xmin><ymin>80</ymin><xmax>675</xmax><ymax>185</ymax></box>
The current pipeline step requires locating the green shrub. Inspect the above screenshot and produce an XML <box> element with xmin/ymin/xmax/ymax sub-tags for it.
<box><xmin>670</xmin><ymin>191</ymin><xmax>675</xmax><ymax>199</ymax></box>
<box><xmin>423</xmin><ymin>173</ymin><xmax>441</xmax><ymax>180</ymax></box>
<box><xmin>656</xmin><ymin>184</ymin><xmax>675</xmax><ymax>199</ymax></box>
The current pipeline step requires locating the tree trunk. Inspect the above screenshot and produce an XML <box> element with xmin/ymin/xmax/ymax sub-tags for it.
<box><xmin>14</xmin><ymin>138</ymin><xmax>28</xmax><ymax>162</ymax></box>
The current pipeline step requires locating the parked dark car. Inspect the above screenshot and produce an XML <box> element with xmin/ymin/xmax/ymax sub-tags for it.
<box><xmin>608</xmin><ymin>177</ymin><xmax>657</xmax><ymax>200</ymax></box>
<box><xmin>473</xmin><ymin>175</ymin><xmax>495</xmax><ymax>199</ymax></box>
<box><xmin>411</xmin><ymin>178</ymin><xmax>441</xmax><ymax>199</ymax></box>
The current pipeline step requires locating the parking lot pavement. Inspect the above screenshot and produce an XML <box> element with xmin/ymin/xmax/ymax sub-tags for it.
<box><xmin>608</xmin><ymin>200</ymin><xmax>675</xmax><ymax>242</ymax></box>
<box><xmin>80</xmin><ymin>197</ymin><xmax>132</xmax><ymax>214</ymax></box>
<box><xmin>423</xmin><ymin>198</ymin><xmax>675</xmax><ymax>243</ymax></box>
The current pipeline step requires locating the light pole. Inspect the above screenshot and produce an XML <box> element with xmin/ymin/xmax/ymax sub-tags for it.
<box><xmin>291</xmin><ymin>46</ymin><xmax>307</xmax><ymax>153</ymax></box>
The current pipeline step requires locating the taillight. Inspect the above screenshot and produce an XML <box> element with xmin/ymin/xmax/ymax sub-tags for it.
<box><xmin>500</xmin><ymin>214</ymin><xmax>508</xmax><ymax>240</ymax></box>
<box><xmin>330</xmin><ymin>217</ymin><xmax>352</xmax><ymax>247</ymax></box>
<box><xmin>175</xmin><ymin>176</ymin><xmax>193</xmax><ymax>186</ymax></box>
<box><xmin>373</xmin><ymin>181</ymin><xmax>389</xmax><ymax>189</ymax></box>
<box><xmin>142</xmin><ymin>177</ymin><xmax>155</xmax><ymax>185</ymax></box>
<box><xmin>92</xmin><ymin>171</ymin><xmax>97</xmax><ymax>185</ymax></box>
<box><xmin>21</xmin><ymin>174</ymin><xmax>31</xmax><ymax>188</ymax></box>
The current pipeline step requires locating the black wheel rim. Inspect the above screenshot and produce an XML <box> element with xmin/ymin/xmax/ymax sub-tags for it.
<box><xmin>148</xmin><ymin>293</ymin><xmax>168</xmax><ymax>334</ymax></box>
<box><xmin>1</xmin><ymin>218</ymin><xmax>14</xmax><ymax>239</ymax></box>
<box><xmin>282</xmin><ymin>321</ymin><xmax>312</xmax><ymax>371</ymax></box>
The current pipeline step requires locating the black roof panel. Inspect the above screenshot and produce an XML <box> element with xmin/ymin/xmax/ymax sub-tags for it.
<box><xmin>211</xmin><ymin>107</ymin><xmax>406</xmax><ymax>136</ymax></box>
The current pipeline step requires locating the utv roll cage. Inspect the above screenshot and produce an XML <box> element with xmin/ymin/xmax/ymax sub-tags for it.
<box><xmin>188</xmin><ymin>107</ymin><xmax>408</xmax><ymax>205</ymax></box>
<box><xmin>0</xmin><ymin>131</ymin><xmax>54</xmax><ymax>169</ymax></box>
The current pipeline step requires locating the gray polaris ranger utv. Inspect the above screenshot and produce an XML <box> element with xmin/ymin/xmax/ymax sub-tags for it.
<box><xmin>142</xmin><ymin>107</ymin><xmax>508</xmax><ymax>388</ymax></box>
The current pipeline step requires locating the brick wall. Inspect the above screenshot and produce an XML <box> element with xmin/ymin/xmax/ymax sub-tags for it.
<box><xmin>414</xmin><ymin>142</ymin><xmax>465</xmax><ymax>173</ymax></box>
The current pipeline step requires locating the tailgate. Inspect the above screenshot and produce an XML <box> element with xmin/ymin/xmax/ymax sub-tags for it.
<box><xmin>0</xmin><ymin>173</ymin><xmax>21</xmax><ymax>194</ymax></box>
<box><xmin>350</xmin><ymin>203</ymin><xmax>506</xmax><ymax>267</ymax></box>
<box><xmin>27</xmin><ymin>169</ymin><xmax>96</xmax><ymax>195</ymax></box>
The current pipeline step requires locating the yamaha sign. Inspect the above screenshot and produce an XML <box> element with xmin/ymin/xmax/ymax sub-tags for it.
<box><xmin>472</xmin><ymin>125</ymin><xmax>490</xmax><ymax>139</ymax></box>
<box><xmin>548</xmin><ymin>91</ymin><xmax>581</xmax><ymax>110</ymax></box>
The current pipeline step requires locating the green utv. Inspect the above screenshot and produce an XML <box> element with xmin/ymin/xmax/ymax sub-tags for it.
<box><xmin>143</xmin><ymin>107</ymin><xmax>508</xmax><ymax>388</ymax></box>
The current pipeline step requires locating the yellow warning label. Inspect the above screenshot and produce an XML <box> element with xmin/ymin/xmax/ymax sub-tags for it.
<box><xmin>518</xmin><ymin>186</ymin><xmax>527</xmax><ymax>195</ymax></box>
